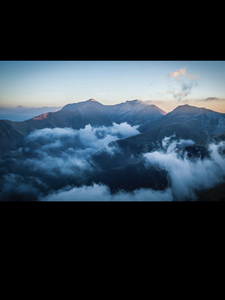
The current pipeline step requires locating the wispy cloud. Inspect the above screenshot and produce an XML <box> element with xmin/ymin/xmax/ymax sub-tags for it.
<box><xmin>144</xmin><ymin>136</ymin><xmax>225</xmax><ymax>200</ymax></box>
<box><xmin>181</xmin><ymin>97</ymin><xmax>225</xmax><ymax>103</ymax></box>
<box><xmin>204</xmin><ymin>97</ymin><xmax>225</xmax><ymax>101</ymax></box>
<box><xmin>0</xmin><ymin>122</ymin><xmax>141</xmax><ymax>201</ymax></box>
<box><xmin>168</xmin><ymin>67</ymin><xmax>197</xmax><ymax>80</ymax></box>
<box><xmin>167</xmin><ymin>82</ymin><xmax>199</xmax><ymax>101</ymax></box>
<box><xmin>41</xmin><ymin>183</ymin><xmax>173</xmax><ymax>201</ymax></box>
<box><xmin>167</xmin><ymin>67</ymin><xmax>198</xmax><ymax>101</ymax></box>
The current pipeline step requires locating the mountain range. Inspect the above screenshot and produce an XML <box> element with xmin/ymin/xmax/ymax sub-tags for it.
<box><xmin>1</xmin><ymin>98</ymin><xmax>225</xmax><ymax>201</ymax></box>
<box><xmin>112</xmin><ymin>104</ymin><xmax>225</xmax><ymax>156</ymax></box>
<box><xmin>1</xmin><ymin>98</ymin><xmax>225</xmax><ymax>155</ymax></box>
<box><xmin>0</xmin><ymin>98</ymin><xmax>166</xmax><ymax>155</ymax></box>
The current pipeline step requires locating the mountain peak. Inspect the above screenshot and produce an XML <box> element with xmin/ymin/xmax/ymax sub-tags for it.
<box><xmin>125</xmin><ymin>99</ymin><xmax>141</xmax><ymax>104</ymax></box>
<box><xmin>87</xmin><ymin>98</ymin><xmax>99</xmax><ymax>103</ymax></box>
<box><xmin>16</xmin><ymin>105</ymin><xmax>26</xmax><ymax>110</ymax></box>
<box><xmin>62</xmin><ymin>99</ymin><xmax>102</xmax><ymax>111</ymax></box>
<box><xmin>173</xmin><ymin>104</ymin><xmax>220</xmax><ymax>115</ymax></box>
<box><xmin>173</xmin><ymin>104</ymin><xmax>203</xmax><ymax>113</ymax></box>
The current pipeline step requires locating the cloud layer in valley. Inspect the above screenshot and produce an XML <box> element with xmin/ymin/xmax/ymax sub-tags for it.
<box><xmin>1</xmin><ymin>122</ymin><xmax>225</xmax><ymax>201</ymax></box>
<box><xmin>19</xmin><ymin>122</ymin><xmax>141</xmax><ymax>179</ymax></box>
<box><xmin>40</xmin><ymin>137</ymin><xmax>225</xmax><ymax>201</ymax></box>
<box><xmin>41</xmin><ymin>183</ymin><xmax>173</xmax><ymax>201</ymax></box>
<box><xmin>144</xmin><ymin>136</ymin><xmax>225</xmax><ymax>200</ymax></box>
<box><xmin>0</xmin><ymin>122</ymin><xmax>141</xmax><ymax>200</ymax></box>
<box><xmin>25</xmin><ymin>122</ymin><xmax>140</xmax><ymax>158</ymax></box>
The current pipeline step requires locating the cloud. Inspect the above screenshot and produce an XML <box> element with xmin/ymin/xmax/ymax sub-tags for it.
<box><xmin>168</xmin><ymin>67</ymin><xmax>197</xmax><ymax>80</ymax></box>
<box><xmin>204</xmin><ymin>97</ymin><xmax>225</xmax><ymax>102</ymax></box>
<box><xmin>77</xmin><ymin>125</ymin><xmax>117</xmax><ymax>149</ymax></box>
<box><xmin>101</xmin><ymin>144</ymin><xmax>121</xmax><ymax>156</ymax></box>
<box><xmin>167</xmin><ymin>89</ymin><xmax>189</xmax><ymax>101</ymax></box>
<box><xmin>181</xmin><ymin>82</ymin><xmax>198</xmax><ymax>93</ymax></box>
<box><xmin>26</xmin><ymin>127</ymin><xmax>78</xmax><ymax>141</ymax></box>
<box><xmin>180</xmin><ymin>97</ymin><xmax>225</xmax><ymax>104</ymax></box>
<box><xmin>161</xmin><ymin>135</ymin><xmax>195</xmax><ymax>151</ymax></box>
<box><xmin>167</xmin><ymin>89</ymin><xmax>188</xmax><ymax>100</ymax></box>
<box><xmin>2</xmin><ymin>122</ymin><xmax>225</xmax><ymax>201</ymax></box>
<box><xmin>144</xmin><ymin>136</ymin><xmax>225</xmax><ymax>200</ymax></box>
<box><xmin>41</xmin><ymin>183</ymin><xmax>173</xmax><ymax>201</ymax></box>
<box><xmin>167</xmin><ymin>83</ymin><xmax>198</xmax><ymax>101</ymax></box>
<box><xmin>26</xmin><ymin>123</ymin><xmax>140</xmax><ymax>150</ymax></box>
<box><xmin>108</xmin><ymin>122</ymin><xmax>140</xmax><ymax>138</ymax></box>
<box><xmin>167</xmin><ymin>72</ymin><xmax>199</xmax><ymax>101</ymax></box>
<box><xmin>0</xmin><ymin>122</ymin><xmax>141</xmax><ymax>200</ymax></box>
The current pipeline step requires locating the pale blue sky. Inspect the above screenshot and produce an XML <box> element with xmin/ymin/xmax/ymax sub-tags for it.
<box><xmin>0</xmin><ymin>61</ymin><xmax>225</xmax><ymax>112</ymax></box>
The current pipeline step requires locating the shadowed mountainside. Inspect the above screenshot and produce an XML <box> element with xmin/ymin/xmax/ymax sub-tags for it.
<box><xmin>112</xmin><ymin>104</ymin><xmax>225</xmax><ymax>155</ymax></box>
<box><xmin>1</xmin><ymin>100</ymin><xmax>225</xmax><ymax>201</ymax></box>
<box><xmin>0</xmin><ymin>99</ymin><xmax>166</xmax><ymax>155</ymax></box>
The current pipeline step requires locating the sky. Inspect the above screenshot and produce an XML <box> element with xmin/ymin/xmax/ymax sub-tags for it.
<box><xmin>0</xmin><ymin>60</ymin><xmax>225</xmax><ymax>113</ymax></box>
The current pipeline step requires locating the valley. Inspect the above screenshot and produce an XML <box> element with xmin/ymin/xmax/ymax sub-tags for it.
<box><xmin>1</xmin><ymin>98</ymin><xmax>225</xmax><ymax>201</ymax></box>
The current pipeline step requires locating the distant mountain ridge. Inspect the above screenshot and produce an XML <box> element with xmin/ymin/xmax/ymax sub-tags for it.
<box><xmin>0</xmin><ymin>98</ymin><xmax>166</xmax><ymax>155</ymax></box>
<box><xmin>1</xmin><ymin>99</ymin><xmax>225</xmax><ymax>158</ymax></box>
<box><xmin>1</xmin><ymin>99</ymin><xmax>225</xmax><ymax>200</ymax></box>
<box><xmin>0</xmin><ymin>105</ymin><xmax>62</xmax><ymax>122</ymax></box>
<box><xmin>61</xmin><ymin>98</ymin><xmax>166</xmax><ymax>126</ymax></box>
<box><xmin>110</xmin><ymin>104</ymin><xmax>225</xmax><ymax>156</ymax></box>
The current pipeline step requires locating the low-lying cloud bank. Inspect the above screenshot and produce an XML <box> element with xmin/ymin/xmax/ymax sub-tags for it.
<box><xmin>1</xmin><ymin>124</ymin><xmax>225</xmax><ymax>201</ymax></box>
<box><xmin>38</xmin><ymin>136</ymin><xmax>225</xmax><ymax>201</ymax></box>
<box><xmin>0</xmin><ymin>123</ymin><xmax>142</xmax><ymax>200</ymax></box>
<box><xmin>41</xmin><ymin>183</ymin><xmax>173</xmax><ymax>201</ymax></box>
<box><xmin>21</xmin><ymin>122</ymin><xmax>140</xmax><ymax>176</ymax></box>
<box><xmin>26</xmin><ymin>122</ymin><xmax>140</xmax><ymax>153</ymax></box>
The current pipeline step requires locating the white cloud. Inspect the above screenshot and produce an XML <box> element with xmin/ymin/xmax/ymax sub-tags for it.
<box><xmin>167</xmin><ymin>69</ymin><xmax>199</xmax><ymax>101</ymax></box>
<box><xmin>21</xmin><ymin>122</ymin><xmax>141</xmax><ymax>178</ymax></box>
<box><xmin>109</xmin><ymin>122</ymin><xmax>140</xmax><ymax>138</ymax></box>
<box><xmin>144</xmin><ymin>136</ymin><xmax>225</xmax><ymax>200</ymax></box>
<box><xmin>41</xmin><ymin>183</ymin><xmax>173</xmax><ymax>201</ymax></box>
<box><xmin>2</xmin><ymin>131</ymin><xmax>225</xmax><ymax>201</ymax></box>
<box><xmin>26</xmin><ymin>123</ymin><xmax>140</xmax><ymax>149</ymax></box>
<box><xmin>26</xmin><ymin>127</ymin><xmax>78</xmax><ymax>141</ymax></box>
<box><xmin>168</xmin><ymin>67</ymin><xmax>196</xmax><ymax>80</ymax></box>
